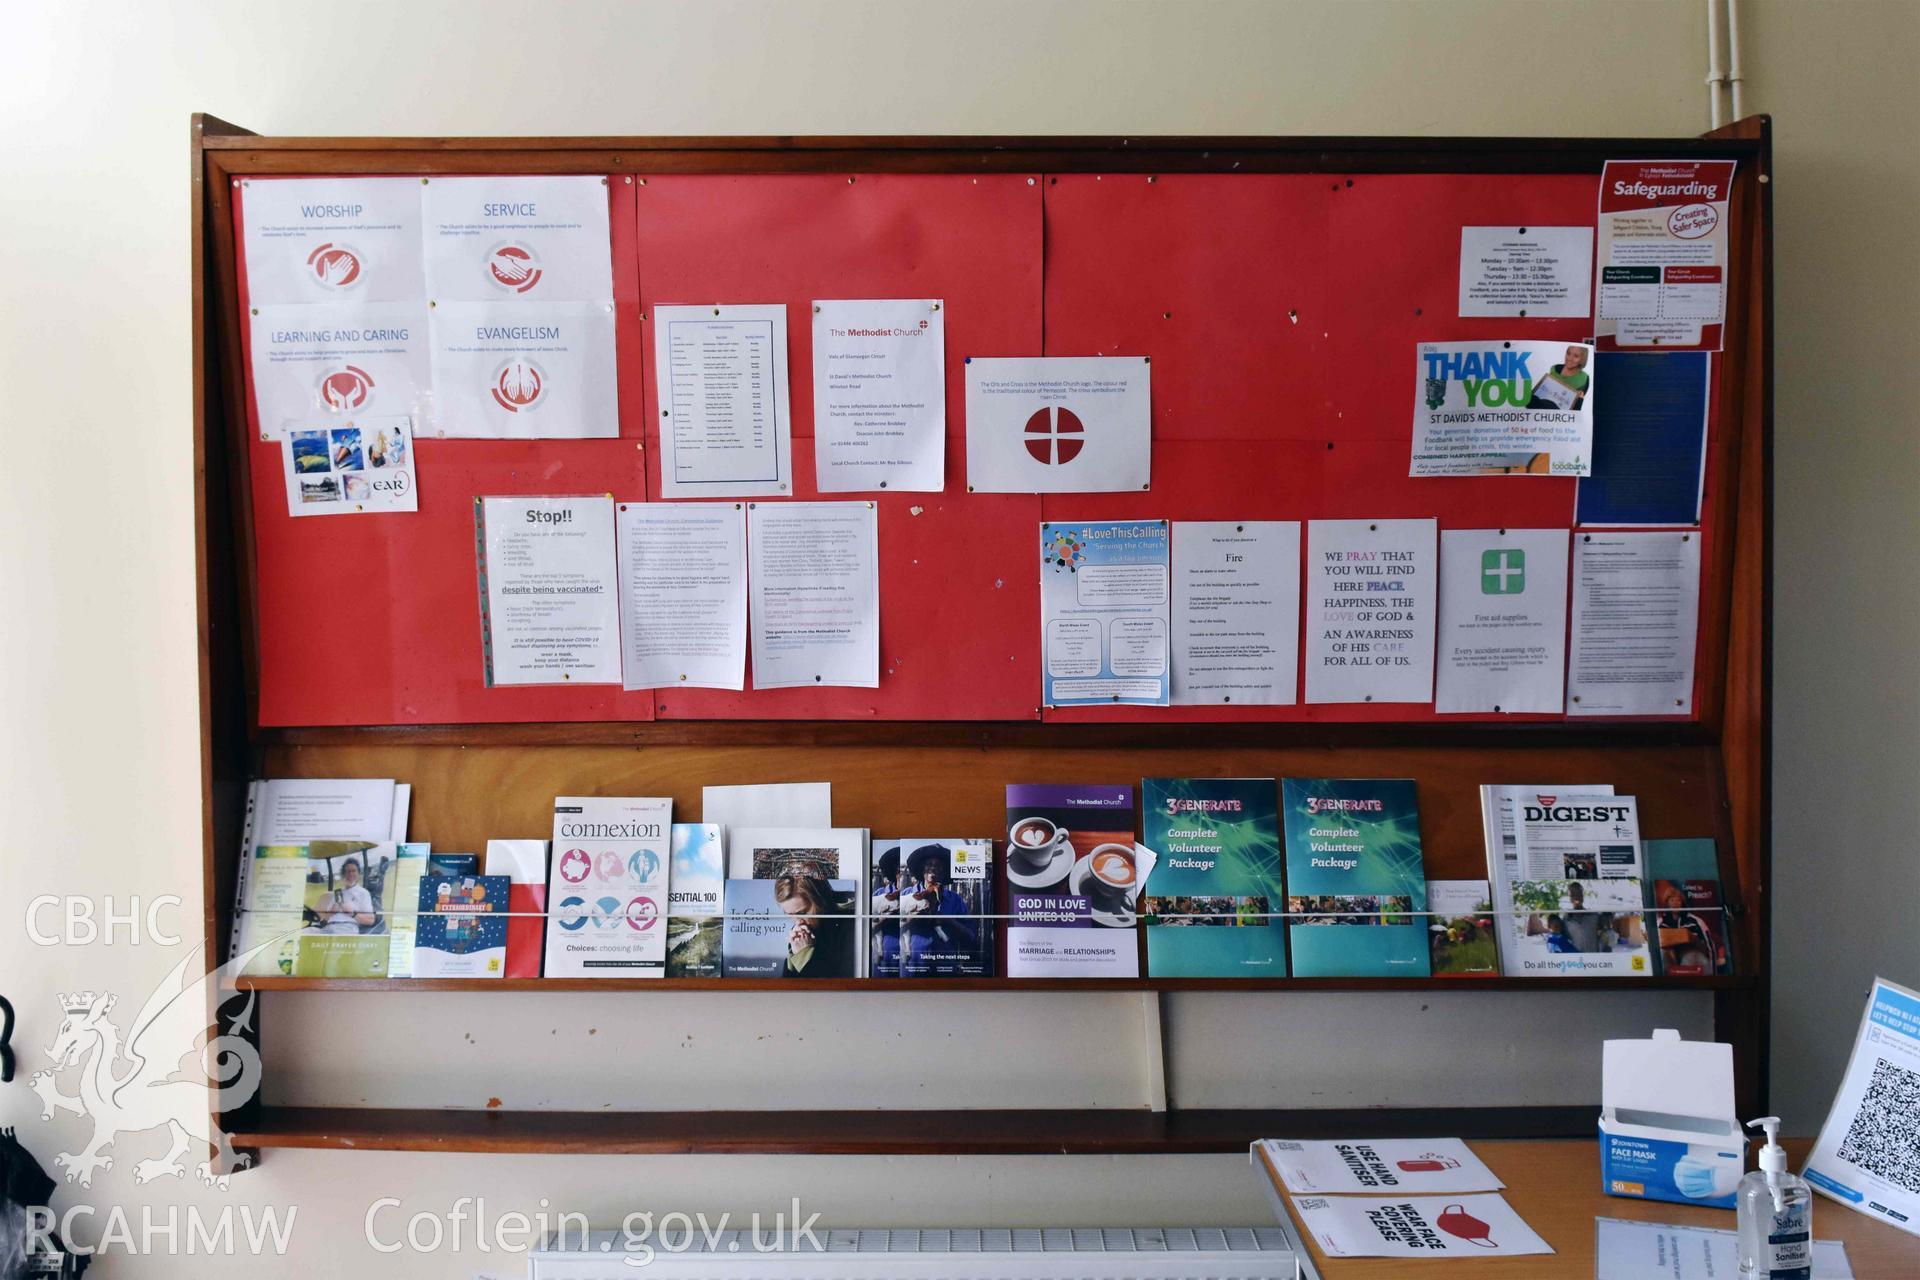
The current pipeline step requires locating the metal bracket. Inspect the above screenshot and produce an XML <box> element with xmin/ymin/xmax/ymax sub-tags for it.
<box><xmin>0</xmin><ymin>994</ymin><xmax>15</xmax><ymax>1083</ymax></box>
<box><xmin>1140</xmin><ymin>991</ymin><xmax>1168</xmax><ymax>1113</ymax></box>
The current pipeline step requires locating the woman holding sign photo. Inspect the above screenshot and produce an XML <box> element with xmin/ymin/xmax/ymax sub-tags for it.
<box><xmin>1527</xmin><ymin>344</ymin><xmax>1592</xmax><ymax>411</ymax></box>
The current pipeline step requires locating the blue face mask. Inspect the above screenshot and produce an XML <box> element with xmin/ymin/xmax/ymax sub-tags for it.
<box><xmin>1675</xmin><ymin>1154</ymin><xmax>1728</xmax><ymax>1199</ymax></box>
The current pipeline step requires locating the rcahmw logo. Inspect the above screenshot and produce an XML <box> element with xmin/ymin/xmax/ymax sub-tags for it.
<box><xmin>28</xmin><ymin>936</ymin><xmax>288</xmax><ymax>1189</ymax></box>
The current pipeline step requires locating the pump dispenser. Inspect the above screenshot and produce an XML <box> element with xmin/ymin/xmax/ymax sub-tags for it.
<box><xmin>1738</xmin><ymin>1116</ymin><xmax>1812</xmax><ymax>1278</ymax></box>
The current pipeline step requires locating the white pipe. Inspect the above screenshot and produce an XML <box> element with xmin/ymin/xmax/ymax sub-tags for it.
<box><xmin>1705</xmin><ymin>0</ymin><xmax>1728</xmax><ymax>128</ymax></box>
<box><xmin>1727</xmin><ymin>0</ymin><xmax>1746</xmax><ymax>121</ymax></box>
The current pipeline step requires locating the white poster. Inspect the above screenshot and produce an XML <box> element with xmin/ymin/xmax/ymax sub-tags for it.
<box><xmin>429</xmin><ymin>300</ymin><xmax>618</xmax><ymax>438</ymax></box>
<box><xmin>248</xmin><ymin>302</ymin><xmax>430</xmax><ymax>438</ymax></box>
<box><xmin>1412</xmin><ymin>339</ymin><xmax>1597</xmax><ymax>477</ymax></box>
<box><xmin>1435</xmin><ymin>528</ymin><xmax>1569</xmax><ymax>713</ymax></box>
<box><xmin>240</xmin><ymin>177</ymin><xmax>424</xmax><ymax>306</ymax></box>
<box><xmin>1171</xmin><ymin>520</ymin><xmax>1300</xmax><ymax>706</ymax></box>
<box><xmin>748</xmin><ymin>501</ymin><xmax>879</xmax><ymax>689</ymax></box>
<box><xmin>280</xmin><ymin>415</ymin><xmax>418</xmax><ymax>516</ymax></box>
<box><xmin>1596</xmin><ymin>159</ymin><xmax>1738</xmax><ymax>352</ymax></box>
<box><xmin>1458</xmin><ymin>226</ymin><xmax>1594</xmax><ymax>317</ymax></box>
<box><xmin>1262</xmin><ymin>1139</ymin><xmax>1504</xmax><ymax>1195</ymax></box>
<box><xmin>965</xmin><ymin>356</ymin><xmax>1150</xmax><ymax>493</ymax></box>
<box><xmin>1566</xmin><ymin>530</ymin><xmax>1701</xmax><ymax>715</ymax></box>
<box><xmin>475</xmin><ymin>495</ymin><xmax>621</xmax><ymax>687</ymax></box>
<box><xmin>811</xmin><ymin>298</ymin><xmax>946</xmax><ymax>492</ymax></box>
<box><xmin>1290</xmin><ymin>1192</ymin><xmax>1552</xmax><ymax>1258</ymax></box>
<box><xmin>616</xmin><ymin>501</ymin><xmax>747</xmax><ymax>691</ymax></box>
<box><xmin>422</xmin><ymin>175</ymin><xmax>612</xmax><ymax>302</ymax></box>
<box><xmin>1304</xmin><ymin>518</ymin><xmax>1437</xmax><ymax>705</ymax></box>
<box><xmin>655</xmin><ymin>304</ymin><xmax>794</xmax><ymax>499</ymax></box>
<box><xmin>1804</xmin><ymin>977</ymin><xmax>1920</xmax><ymax>1239</ymax></box>
<box><xmin>702</xmin><ymin>782</ymin><xmax>832</xmax><ymax>833</ymax></box>
<box><xmin>1040</xmin><ymin>520</ymin><xmax>1170</xmax><ymax>707</ymax></box>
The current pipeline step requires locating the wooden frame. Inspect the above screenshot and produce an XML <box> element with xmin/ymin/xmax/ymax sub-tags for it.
<box><xmin>192</xmin><ymin>115</ymin><xmax>1772</xmax><ymax>1160</ymax></box>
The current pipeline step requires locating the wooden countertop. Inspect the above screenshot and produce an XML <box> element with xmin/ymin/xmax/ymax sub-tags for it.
<box><xmin>1263</xmin><ymin>1138</ymin><xmax>1920</xmax><ymax>1277</ymax></box>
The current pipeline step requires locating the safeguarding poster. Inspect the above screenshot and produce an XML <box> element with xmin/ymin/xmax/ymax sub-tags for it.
<box><xmin>1040</xmin><ymin>520</ymin><xmax>1170</xmax><ymax>707</ymax></box>
<box><xmin>1595</xmin><ymin>159</ymin><xmax>1737</xmax><ymax>353</ymax></box>
<box><xmin>1411</xmin><ymin>340</ymin><xmax>1597</xmax><ymax>477</ymax></box>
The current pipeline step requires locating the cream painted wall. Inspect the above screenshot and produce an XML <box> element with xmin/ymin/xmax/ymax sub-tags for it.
<box><xmin>1</xmin><ymin>2</ymin><xmax>1911</xmax><ymax>1275</ymax></box>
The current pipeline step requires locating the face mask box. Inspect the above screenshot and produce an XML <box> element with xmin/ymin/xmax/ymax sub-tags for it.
<box><xmin>1598</xmin><ymin>1028</ymin><xmax>1745</xmax><ymax>1209</ymax></box>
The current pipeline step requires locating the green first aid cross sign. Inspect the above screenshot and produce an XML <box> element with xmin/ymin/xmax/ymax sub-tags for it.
<box><xmin>1481</xmin><ymin>548</ymin><xmax>1526</xmax><ymax>594</ymax></box>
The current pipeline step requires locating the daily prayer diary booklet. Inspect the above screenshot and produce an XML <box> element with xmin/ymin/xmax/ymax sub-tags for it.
<box><xmin>236</xmin><ymin>837</ymin><xmax>405</xmax><ymax>978</ymax></box>
<box><xmin>1280</xmin><ymin>778</ymin><xmax>1430</xmax><ymax>978</ymax></box>
<box><xmin>1140</xmin><ymin>778</ymin><xmax>1287</xmax><ymax>977</ymax></box>
<box><xmin>290</xmin><ymin>840</ymin><xmax>402</xmax><ymax>978</ymax></box>
<box><xmin>230</xmin><ymin>777</ymin><xmax>408</xmax><ymax>967</ymax></box>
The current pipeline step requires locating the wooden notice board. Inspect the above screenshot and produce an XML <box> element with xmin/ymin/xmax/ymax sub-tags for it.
<box><xmin>192</xmin><ymin>117</ymin><xmax>1773</xmax><ymax>1163</ymax></box>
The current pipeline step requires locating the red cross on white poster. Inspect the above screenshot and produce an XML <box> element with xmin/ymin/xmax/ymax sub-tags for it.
<box><xmin>963</xmin><ymin>355</ymin><xmax>1151</xmax><ymax>493</ymax></box>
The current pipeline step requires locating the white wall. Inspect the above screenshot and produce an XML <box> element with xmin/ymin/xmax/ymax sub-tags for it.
<box><xmin>2</xmin><ymin>2</ymin><xmax>1913</xmax><ymax>1275</ymax></box>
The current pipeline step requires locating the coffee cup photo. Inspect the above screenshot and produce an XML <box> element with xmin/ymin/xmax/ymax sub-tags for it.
<box><xmin>1084</xmin><ymin>842</ymin><xmax>1138</xmax><ymax>907</ymax></box>
<box><xmin>1008</xmin><ymin>817</ymin><xmax>1068</xmax><ymax>868</ymax></box>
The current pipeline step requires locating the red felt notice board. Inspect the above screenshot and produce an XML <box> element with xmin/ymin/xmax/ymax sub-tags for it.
<box><xmin>237</xmin><ymin>168</ymin><xmax>1722</xmax><ymax>727</ymax></box>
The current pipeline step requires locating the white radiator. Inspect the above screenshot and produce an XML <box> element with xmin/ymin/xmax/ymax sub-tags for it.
<box><xmin>529</xmin><ymin>1226</ymin><xmax>1307</xmax><ymax>1279</ymax></box>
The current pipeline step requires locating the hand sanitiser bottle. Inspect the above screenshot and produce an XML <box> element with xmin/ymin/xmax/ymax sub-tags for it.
<box><xmin>1738</xmin><ymin>1116</ymin><xmax>1812</xmax><ymax>1279</ymax></box>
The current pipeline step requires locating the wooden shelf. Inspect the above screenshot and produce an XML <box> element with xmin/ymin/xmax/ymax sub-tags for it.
<box><xmin>228</xmin><ymin>1104</ymin><xmax>1601</xmax><ymax>1156</ymax></box>
<box><xmin>232</xmin><ymin>974</ymin><xmax>1752</xmax><ymax>993</ymax></box>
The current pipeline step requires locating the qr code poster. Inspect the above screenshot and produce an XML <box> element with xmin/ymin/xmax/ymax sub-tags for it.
<box><xmin>1806</xmin><ymin>977</ymin><xmax>1920</xmax><ymax>1236</ymax></box>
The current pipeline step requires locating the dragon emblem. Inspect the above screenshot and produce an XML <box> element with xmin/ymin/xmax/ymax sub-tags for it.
<box><xmin>28</xmin><ymin>937</ymin><xmax>281</xmax><ymax>1190</ymax></box>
